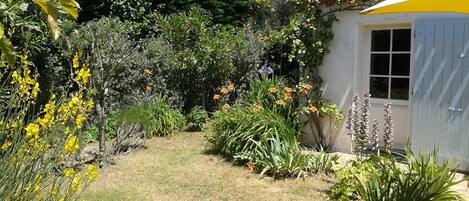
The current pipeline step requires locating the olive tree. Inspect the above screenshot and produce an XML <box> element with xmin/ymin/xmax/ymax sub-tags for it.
<box><xmin>64</xmin><ymin>18</ymin><xmax>144</xmax><ymax>161</ymax></box>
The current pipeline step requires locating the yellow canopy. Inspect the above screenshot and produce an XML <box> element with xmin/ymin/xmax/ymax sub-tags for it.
<box><xmin>361</xmin><ymin>0</ymin><xmax>469</xmax><ymax>15</ymax></box>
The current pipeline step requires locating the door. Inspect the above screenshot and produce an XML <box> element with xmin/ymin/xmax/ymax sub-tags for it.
<box><xmin>412</xmin><ymin>18</ymin><xmax>469</xmax><ymax>170</ymax></box>
<box><xmin>364</xmin><ymin>25</ymin><xmax>412</xmax><ymax>150</ymax></box>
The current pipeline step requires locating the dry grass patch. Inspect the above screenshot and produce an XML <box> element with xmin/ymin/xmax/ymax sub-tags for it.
<box><xmin>81</xmin><ymin>132</ymin><xmax>335</xmax><ymax>201</ymax></box>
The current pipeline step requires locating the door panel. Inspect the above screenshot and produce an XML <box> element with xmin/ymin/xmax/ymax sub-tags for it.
<box><xmin>412</xmin><ymin>19</ymin><xmax>469</xmax><ymax>170</ymax></box>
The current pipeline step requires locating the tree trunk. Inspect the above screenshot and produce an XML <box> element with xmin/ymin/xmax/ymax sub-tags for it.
<box><xmin>96</xmin><ymin>95</ymin><xmax>107</xmax><ymax>164</ymax></box>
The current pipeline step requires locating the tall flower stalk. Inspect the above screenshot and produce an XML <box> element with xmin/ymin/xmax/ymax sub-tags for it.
<box><xmin>346</xmin><ymin>92</ymin><xmax>395</xmax><ymax>157</ymax></box>
<box><xmin>383</xmin><ymin>103</ymin><xmax>394</xmax><ymax>152</ymax></box>
<box><xmin>370</xmin><ymin>119</ymin><xmax>380</xmax><ymax>151</ymax></box>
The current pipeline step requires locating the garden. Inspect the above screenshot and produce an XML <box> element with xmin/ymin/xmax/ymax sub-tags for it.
<box><xmin>0</xmin><ymin>0</ymin><xmax>467</xmax><ymax>200</ymax></box>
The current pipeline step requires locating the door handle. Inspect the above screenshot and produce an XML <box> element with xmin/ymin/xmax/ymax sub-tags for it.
<box><xmin>449</xmin><ymin>107</ymin><xmax>463</xmax><ymax>112</ymax></box>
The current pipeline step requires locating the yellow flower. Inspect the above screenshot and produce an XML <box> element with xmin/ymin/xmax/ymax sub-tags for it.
<box><xmin>73</xmin><ymin>53</ymin><xmax>80</xmax><ymax>68</ymax></box>
<box><xmin>31</xmin><ymin>82</ymin><xmax>40</xmax><ymax>98</ymax></box>
<box><xmin>86</xmin><ymin>99</ymin><xmax>94</xmax><ymax>112</ymax></box>
<box><xmin>269</xmin><ymin>87</ymin><xmax>278</xmax><ymax>94</ymax></box>
<box><xmin>1</xmin><ymin>140</ymin><xmax>12</xmax><ymax>151</ymax></box>
<box><xmin>64</xmin><ymin>135</ymin><xmax>79</xmax><ymax>154</ymax></box>
<box><xmin>227</xmin><ymin>83</ymin><xmax>235</xmax><ymax>91</ymax></box>
<box><xmin>246</xmin><ymin>161</ymin><xmax>256</xmax><ymax>171</ymax></box>
<box><xmin>220</xmin><ymin>87</ymin><xmax>230</xmax><ymax>94</ymax></box>
<box><xmin>222</xmin><ymin>103</ymin><xmax>231</xmax><ymax>110</ymax></box>
<box><xmin>51</xmin><ymin>188</ymin><xmax>58</xmax><ymax>197</ymax></box>
<box><xmin>76</xmin><ymin>68</ymin><xmax>91</xmax><ymax>85</ymax></box>
<box><xmin>25</xmin><ymin>123</ymin><xmax>40</xmax><ymax>139</ymax></box>
<box><xmin>143</xmin><ymin>68</ymin><xmax>153</xmax><ymax>76</ymax></box>
<box><xmin>253</xmin><ymin>104</ymin><xmax>262</xmax><ymax>113</ymax></box>
<box><xmin>284</xmin><ymin>92</ymin><xmax>293</xmax><ymax>101</ymax></box>
<box><xmin>75</xmin><ymin>114</ymin><xmax>85</xmax><ymax>129</ymax></box>
<box><xmin>303</xmin><ymin>83</ymin><xmax>313</xmax><ymax>90</ymax></box>
<box><xmin>64</xmin><ymin>168</ymin><xmax>76</xmax><ymax>177</ymax></box>
<box><xmin>310</xmin><ymin>106</ymin><xmax>318</xmax><ymax>113</ymax></box>
<box><xmin>69</xmin><ymin>176</ymin><xmax>81</xmax><ymax>192</ymax></box>
<box><xmin>21</xmin><ymin>55</ymin><xmax>29</xmax><ymax>68</ymax></box>
<box><xmin>85</xmin><ymin>164</ymin><xmax>99</xmax><ymax>182</ymax></box>
<box><xmin>276</xmin><ymin>99</ymin><xmax>285</xmax><ymax>105</ymax></box>
<box><xmin>284</xmin><ymin>87</ymin><xmax>294</xmax><ymax>93</ymax></box>
<box><xmin>299</xmin><ymin>83</ymin><xmax>314</xmax><ymax>94</ymax></box>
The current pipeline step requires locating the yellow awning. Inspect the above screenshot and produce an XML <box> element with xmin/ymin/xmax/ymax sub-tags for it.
<box><xmin>361</xmin><ymin>0</ymin><xmax>469</xmax><ymax>15</ymax></box>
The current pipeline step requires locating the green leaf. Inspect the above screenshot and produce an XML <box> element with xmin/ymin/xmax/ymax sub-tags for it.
<box><xmin>46</xmin><ymin>14</ymin><xmax>60</xmax><ymax>40</ymax></box>
<box><xmin>59</xmin><ymin>0</ymin><xmax>80</xmax><ymax>19</ymax></box>
<box><xmin>0</xmin><ymin>23</ymin><xmax>15</xmax><ymax>66</ymax></box>
<box><xmin>34</xmin><ymin>0</ymin><xmax>60</xmax><ymax>39</ymax></box>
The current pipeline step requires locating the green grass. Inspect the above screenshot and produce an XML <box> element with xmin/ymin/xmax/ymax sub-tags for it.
<box><xmin>81</xmin><ymin>131</ymin><xmax>335</xmax><ymax>201</ymax></box>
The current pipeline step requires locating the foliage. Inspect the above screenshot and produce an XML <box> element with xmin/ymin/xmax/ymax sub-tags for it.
<box><xmin>210</xmin><ymin>104</ymin><xmax>338</xmax><ymax>178</ymax></box>
<box><xmin>211</xmin><ymin>106</ymin><xmax>297</xmax><ymax>161</ymax></box>
<box><xmin>63</xmin><ymin>17</ymin><xmax>148</xmax><ymax>109</ymax></box>
<box><xmin>63</xmin><ymin>17</ymin><xmax>152</xmax><ymax>157</ymax></box>
<box><xmin>118</xmin><ymin>96</ymin><xmax>186</xmax><ymax>137</ymax></box>
<box><xmin>330</xmin><ymin>152</ymin><xmax>466</xmax><ymax>201</ymax></box>
<box><xmin>187</xmin><ymin>106</ymin><xmax>209</xmax><ymax>131</ymax></box>
<box><xmin>215</xmin><ymin>75</ymin><xmax>344</xmax><ymax>151</ymax></box>
<box><xmin>83</xmin><ymin>111</ymin><xmax>118</xmax><ymax>143</ymax></box>
<box><xmin>111</xmin><ymin>0</ymin><xmax>255</xmax><ymax>35</ymax></box>
<box><xmin>309</xmin><ymin>151</ymin><xmax>339</xmax><ymax>174</ymax></box>
<box><xmin>0</xmin><ymin>55</ymin><xmax>98</xmax><ymax>200</ymax></box>
<box><xmin>330</xmin><ymin>159</ymin><xmax>378</xmax><ymax>201</ymax></box>
<box><xmin>0</xmin><ymin>0</ymin><xmax>80</xmax><ymax>67</ymax></box>
<box><xmin>155</xmin><ymin>7</ymin><xmax>265</xmax><ymax>112</ymax></box>
<box><xmin>254</xmin><ymin>133</ymin><xmax>315</xmax><ymax>178</ymax></box>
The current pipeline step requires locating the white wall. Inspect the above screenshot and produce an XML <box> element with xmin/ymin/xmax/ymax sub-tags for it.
<box><xmin>316</xmin><ymin>11</ymin><xmax>467</xmax><ymax>153</ymax></box>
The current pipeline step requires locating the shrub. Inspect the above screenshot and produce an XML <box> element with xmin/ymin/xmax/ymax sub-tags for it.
<box><xmin>118</xmin><ymin>96</ymin><xmax>186</xmax><ymax>137</ymax></box>
<box><xmin>83</xmin><ymin>112</ymin><xmax>119</xmax><ymax>143</ymax></box>
<box><xmin>156</xmin><ymin>7</ymin><xmax>265</xmax><ymax>111</ymax></box>
<box><xmin>187</xmin><ymin>106</ymin><xmax>209</xmax><ymax>131</ymax></box>
<box><xmin>330</xmin><ymin>151</ymin><xmax>466</xmax><ymax>201</ymax></box>
<box><xmin>356</xmin><ymin>152</ymin><xmax>464</xmax><ymax>201</ymax></box>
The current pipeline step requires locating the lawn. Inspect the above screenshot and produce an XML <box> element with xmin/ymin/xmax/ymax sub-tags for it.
<box><xmin>81</xmin><ymin>131</ymin><xmax>336</xmax><ymax>201</ymax></box>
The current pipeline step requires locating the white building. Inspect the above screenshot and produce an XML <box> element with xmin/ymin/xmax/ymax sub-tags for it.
<box><xmin>318</xmin><ymin>10</ymin><xmax>469</xmax><ymax>169</ymax></box>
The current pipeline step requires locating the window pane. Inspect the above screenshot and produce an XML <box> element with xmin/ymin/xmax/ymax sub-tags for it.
<box><xmin>370</xmin><ymin>77</ymin><xmax>389</xmax><ymax>99</ymax></box>
<box><xmin>392</xmin><ymin>29</ymin><xmax>411</xmax><ymax>51</ymax></box>
<box><xmin>371</xmin><ymin>30</ymin><xmax>391</xmax><ymax>51</ymax></box>
<box><xmin>371</xmin><ymin>54</ymin><xmax>390</xmax><ymax>75</ymax></box>
<box><xmin>391</xmin><ymin>78</ymin><xmax>409</xmax><ymax>100</ymax></box>
<box><xmin>391</xmin><ymin>53</ymin><xmax>410</xmax><ymax>76</ymax></box>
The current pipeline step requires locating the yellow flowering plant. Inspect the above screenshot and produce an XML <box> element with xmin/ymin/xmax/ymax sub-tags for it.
<box><xmin>0</xmin><ymin>53</ymin><xmax>99</xmax><ymax>200</ymax></box>
<box><xmin>213</xmin><ymin>75</ymin><xmax>344</xmax><ymax>151</ymax></box>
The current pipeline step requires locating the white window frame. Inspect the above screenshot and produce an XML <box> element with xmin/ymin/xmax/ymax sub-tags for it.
<box><xmin>364</xmin><ymin>25</ymin><xmax>413</xmax><ymax>107</ymax></box>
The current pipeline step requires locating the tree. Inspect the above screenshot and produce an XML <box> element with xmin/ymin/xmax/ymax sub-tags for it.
<box><xmin>64</xmin><ymin>18</ymin><xmax>144</xmax><ymax>162</ymax></box>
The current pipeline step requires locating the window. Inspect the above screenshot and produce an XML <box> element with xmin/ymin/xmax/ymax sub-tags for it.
<box><xmin>370</xmin><ymin>29</ymin><xmax>411</xmax><ymax>100</ymax></box>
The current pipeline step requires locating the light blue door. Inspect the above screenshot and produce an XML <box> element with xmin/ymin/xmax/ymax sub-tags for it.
<box><xmin>412</xmin><ymin>18</ymin><xmax>469</xmax><ymax>170</ymax></box>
